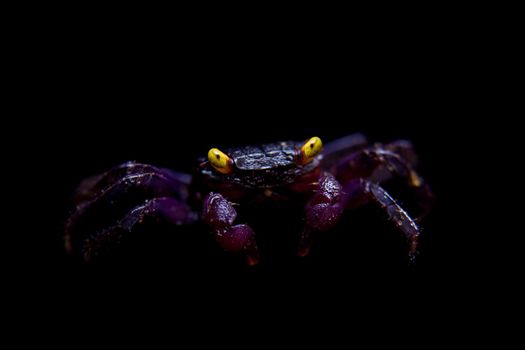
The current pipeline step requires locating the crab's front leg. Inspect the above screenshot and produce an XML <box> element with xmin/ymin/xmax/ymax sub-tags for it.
<box><xmin>202</xmin><ymin>193</ymin><xmax>259</xmax><ymax>266</ymax></box>
<box><xmin>65</xmin><ymin>162</ymin><xmax>198</xmax><ymax>262</ymax></box>
<box><xmin>80</xmin><ymin>197</ymin><xmax>197</xmax><ymax>262</ymax></box>
<box><xmin>299</xmin><ymin>173</ymin><xmax>421</xmax><ymax>261</ymax></box>
<box><xmin>341</xmin><ymin>179</ymin><xmax>420</xmax><ymax>260</ymax></box>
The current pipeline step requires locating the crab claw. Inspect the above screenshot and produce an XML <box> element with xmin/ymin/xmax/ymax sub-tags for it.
<box><xmin>203</xmin><ymin>192</ymin><xmax>260</xmax><ymax>265</ymax></box>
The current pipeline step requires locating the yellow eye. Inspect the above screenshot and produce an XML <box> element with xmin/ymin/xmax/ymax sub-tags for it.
<box><xmin>298</xmin><ymin>136</ymin><xmax>323</xmax><ymax>165</ymax></box>
<box><xmin>208</xmin><ymin>148</ymin><xmax>234</xmax><ymax>174</ymax></box>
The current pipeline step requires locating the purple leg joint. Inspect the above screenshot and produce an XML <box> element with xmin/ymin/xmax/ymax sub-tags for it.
<box><xmin>203</xmin><ymin>192</ymin><xmax>259</xmax><ymax>265</ymax></box>
<box><xmin>300</xmin><ymin>173</ymin><xmax>344</xmax><ymax>256</ymax></box>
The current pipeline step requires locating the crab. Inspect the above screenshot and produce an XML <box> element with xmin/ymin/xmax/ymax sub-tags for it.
<box><xmin>65</xmin><ymin>133</ymin><xmax>433</xmax><ymax>265</ymax></box>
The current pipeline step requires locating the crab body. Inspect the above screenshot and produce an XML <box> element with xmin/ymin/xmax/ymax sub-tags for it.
<box><xmin>193</xmin><ymin>141</ymin><xmax>322</xmax><ymax>205</ymax></box>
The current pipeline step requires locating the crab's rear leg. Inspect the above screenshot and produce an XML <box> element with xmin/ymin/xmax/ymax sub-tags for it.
<box><xmin>202</xmin><ymin>193</ymin><xmax>259</xmax><ymax>266</ymax></box>
<box><xmin>73</xmin><ymin>161</ymin><xmax>191</xmax><ymax>204</ymax></box>
<box><xmin>332</xmin><ymin>146</ymin><xmax>433</xmax><ymax>219</ymax></box>
<box><xmin>321</xmin><ymin>133</ymin><xmax>369</xmax><ymax>169</ymax></box>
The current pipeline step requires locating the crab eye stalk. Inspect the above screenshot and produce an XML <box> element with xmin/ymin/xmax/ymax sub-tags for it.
<box><xmin>298</xmin><ymin>137</ymin><xmax>323</xmax><ymax>165</ymax></box>
<box><xmin>208</xmin><ymin>148</ymin><xmax>234</xmax><ymax>174</ymax></box>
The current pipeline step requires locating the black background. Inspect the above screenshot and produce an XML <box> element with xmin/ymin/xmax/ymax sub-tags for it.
<box><xmin>13</xmin><ymin>17</ymin><xmax>496</xmax><ymax>327</ymax></box>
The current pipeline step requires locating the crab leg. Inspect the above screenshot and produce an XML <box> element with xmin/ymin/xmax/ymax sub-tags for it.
<box><xmin>65</xmin><ymin>162</ymin><xmax>194</xmax><ymax>260</ymax></box>
<box><xmin>299</xmin><ymin>174</ymin><xmax>420</xmax><ymax>262</ymax></box>
<box><xmin>66</xmin><ymin>172</ymin><xmax>188</xmax><ymax>238</ymax></box>
<box><xmin>384</xmin><ymin>140</ymin><xmax>419</xmax><ymax>167</ymax></box>
<box><xmin>321</xmin><ymin>133</ymin><xmax>369</xmax><ymax>170</ymax></box>
<box><xmin>333</xmin><ymin>146</ymin><xmax>433</xmax><ymax>219</ymax></box>
<box><xmin>78</xmin><ymin>197</ymin><xmax>197</xmax><ymax>262</ymax></box>
<box><xmin>342</xmin><ymin>179</ymin><xmax>420</xmax><ymax>261</ymax></box>
<box><xmin>73</xmin><ymin>161</ymin><xmax>191</xmax><ymax>204</ymax></box>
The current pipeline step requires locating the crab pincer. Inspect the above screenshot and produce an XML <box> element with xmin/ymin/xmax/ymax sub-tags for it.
<box><xmin>202</xmin><ymin>192</ymin><xmax>259</xmax><ymax>265</ymax></box>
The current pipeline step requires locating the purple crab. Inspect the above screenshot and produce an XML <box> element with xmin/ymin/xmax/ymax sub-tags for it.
<box><xmin>65</xmin><ymin>134</ymin><xmax>432</xmax><ymax>265</ymax></box>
